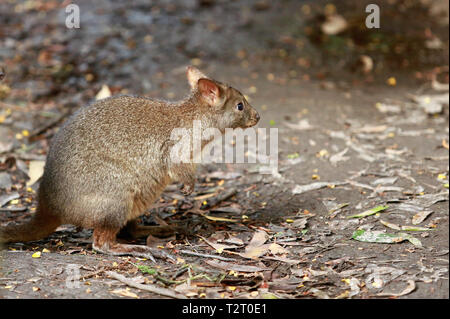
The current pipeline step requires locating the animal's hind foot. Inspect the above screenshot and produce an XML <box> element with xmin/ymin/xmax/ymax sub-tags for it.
<box><xmin>93</xmin><ymin>227</ymin><xmax>175</xmax><ymax>262</ymax></box>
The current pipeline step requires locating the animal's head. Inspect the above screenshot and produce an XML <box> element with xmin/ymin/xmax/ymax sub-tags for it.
<box><xmin>186</xmin><ymin>66</ymin><xmax>260</xmax><ymax>130</ymax></box>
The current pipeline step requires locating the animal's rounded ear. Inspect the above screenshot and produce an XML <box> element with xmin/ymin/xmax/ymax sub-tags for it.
<box><xmin>187</xmin><ymin>66</ymin><xmax>208</xmax><ymax>90</ymax></box>
<box><xmin>197</xmin><ymin>78</ymin><xmax>221</xmax><ymax>106</ymax></box>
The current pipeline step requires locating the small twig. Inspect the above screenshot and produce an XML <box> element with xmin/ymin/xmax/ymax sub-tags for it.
<box><xmin>105</xmin><ymin>271</ymin><xmax>187</xmax><ymax>299</ymax></box>
<box><xmin>189</xmin><ymin>273</ymin><xmax>217</xmax><ymax>282</ymax></box>
<box><xmin>28</xmin><ymin>109</ymin><xmax>71</xmax><ymax>139</ymax></box>
<box><xmin>79</xmin><ymin>269</ymin><xmax>105</xmax><ymax>281</ymax></box>
<box><xmin>154</xmin><ymin>275</ymin><xmax>185</xmax><ymax>286</ymax></box>
<box><xmin>171</xmin><ymin>265</ymin><xmax>189</xmax><ymax>280</ymax></box>
<box><xmin>0</xmin><ymin>207</ymin><xmax>27</xmax><ymax>212</ymax></box>
<box><xmin>0</xmin><ymin>101</ymin><xmax>27</xmax><ymax>112</ymax></box>
<box><xmin>201</xmin><ymin>188</ymin><xmax>237</xmax><ymax>209</ymax></box>
<box><xmin>179</xmin><ymin>249</ymin><xmax>236</xmax><ymax>261</ymax></box>
<box><xmin>374</xmin><ymin>259</ymin><xmax>409</xmax><ymax>264</ymax></box>
<box><xmin>9</xmin><ymin>152</ymin><xmax>46</xmax><ymax>161</ymax></box>
<box><xmin>132</xmin><ymin>262</ymin><xmax>186</xmax><ymax>285</ymax></box>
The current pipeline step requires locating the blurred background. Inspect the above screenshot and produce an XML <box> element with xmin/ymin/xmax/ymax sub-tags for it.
<box><xmin>0</xmin><ymin>0</ymin><xmax>448</xmax><ymax>109</ymax></box>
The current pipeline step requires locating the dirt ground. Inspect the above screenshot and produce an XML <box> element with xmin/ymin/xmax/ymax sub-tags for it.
<box><xmin>0</xmin><ymin>0</ymin><xmax>448</xmax><ymax>299</ymax></box>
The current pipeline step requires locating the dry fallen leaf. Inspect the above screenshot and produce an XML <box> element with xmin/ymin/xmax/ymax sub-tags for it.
<box><xmin>26</xmin><ymin>160</ymin><xmax>45</xmax><ymax>187</ymax></box>
<box><xmin>321</xmin><ymin>14</ymin><xmax>348</xmax><ymax>35</ymax></box>
<box><xmin>411</xmin><ymin>93</ymin><xmax>449</xmax><ymax>114</ymax></box>
<box><xmin>247</xmin><ymin>230</ymin><xmax>269</xmax><ymax>247</ymax></box>
<box><xmin>411</xmin><ymin>211</ymin><xmax>433</xmax><ymax>225</ymax></box>
<box><xmin>95</xmin><ymin>84</ymin><xmax>111</xmax><ymax>100</ymax></box>
<box><xmin>31</xmin><ymin>251</ymin><xmax>41</xmax><ymax>258</ymax></box>
<box><xmin>358</xmin><ymin>55</ymin><xmax>373</xmax><ymax>73</ymax></box>
<box><xmin>353</xmin><ymin>124</ymin><xmax>387</xmax><ymax>133</ymax></box>
<box><xmin>329</xmin><ymin>148</ymin><xmax>350</xmax><ymax>166</ymax></box>
<box><xmin>111</xmin><ymin>288</ymin><xmax>139</xmax><ymax>299</ymax></box>
<box><xmin>199</xmin><ymin>236</ymin><xmax>239</xmax><ymax>254</ymax></box>
<box><xmin>380</xmin><ymin>219</ymin><xmax>401</xmax><ymax>230</ymax></box>
<box><xmin>239</xmin><ymin>230</ymin><xmax>269</xmax><ymax>259</ymax></box>
<box><xmin>292</xmin><ymin>181</ymin><xmax>344</xmax><ymax>195</ymax></box>
<box><xmin>377</xmin><ymin>280</ymin><xmax>416</xmax><ymax>297</ymax></box>
<box><xmin>268</xmin><ymin>243</ymin><xmax>288</xmax><ymax>255</ymax></box>
<box><xmin>283</xmin><ymin>119</ymin><xmax>314</xmax><ymax>131</ymax></box>
<box><xmin>387</xmin><ymin>77</ymin><xmax>397</xmax><ymax>86</ymax></box>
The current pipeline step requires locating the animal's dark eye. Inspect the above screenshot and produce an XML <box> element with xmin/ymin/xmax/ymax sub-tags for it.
<box><xmin>236</xmin><ymin>102</ymin><xmax>244</xmax><ymax>111</ymax></box>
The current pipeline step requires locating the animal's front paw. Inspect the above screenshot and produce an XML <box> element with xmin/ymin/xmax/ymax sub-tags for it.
<box><xmin>181</xmin><ymin>183</ymin><xmax>194</xmax><ymax>196</ymax></box>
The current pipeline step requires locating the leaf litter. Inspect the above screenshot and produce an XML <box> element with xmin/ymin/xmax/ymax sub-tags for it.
<box><xmin>238</xmin><ymin>230</ymin><xmax>288</xmax><ymax>259</ymax></box>
<box><xmin>352</xmin><ymin>229</ymin><xmax>423</xmax><ymax>248</ymax></box>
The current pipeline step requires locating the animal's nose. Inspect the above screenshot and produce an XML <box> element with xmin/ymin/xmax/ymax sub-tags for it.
<box><xmin>255</xmin><ymin>112</ymin><xmax>260</xmax><ymax>122</ymax></box>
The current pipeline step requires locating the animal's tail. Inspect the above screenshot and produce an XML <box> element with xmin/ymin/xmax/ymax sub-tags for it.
<box><xmin>0</xmin><ymin>205</ymin><xmax>60</xmax><ymax>244</ymax></box>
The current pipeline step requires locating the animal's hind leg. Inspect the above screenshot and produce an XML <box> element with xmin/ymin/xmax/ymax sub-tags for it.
<box><xmin>119</xmin><ymin>219</ymin><xmax>180</xmax><ymax>239</ymax></box>
<box><xmin>169</xmin><ymin>163</ymin><xmax>196</xmax><ymax>195</ymax></box>
<box><xmin>92</xmin><ymin>227</ymin><xmax>174</xmax><ymax>262</ymax></box>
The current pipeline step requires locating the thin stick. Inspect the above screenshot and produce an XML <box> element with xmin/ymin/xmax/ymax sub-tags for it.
<box><xmin>0</xmin><ymin>101</ymin><xmax>27</xmax><ymax>112</ymax></box>
<box><xmin>179</xmin><ymin>249</ymin><xmax>236</xmax><ymax>261</ymax></box>
<box><xmin>0</xmin><ymin>207</ymin><xmax>27</xmax><ymax>212</ymax></box>
<box><xmin>79</xmin><ymin>269</ymin><xmax>105</xmax><ymax>281</ymax></box>
<box><xmin>105</xmin><ymin>271</ymin><xmax>187</xmax><ymax>299</ymax></box>
<box><xmin>28</xmin><ymin>109</ymin><xmax>71</xmax><ymax>139</ymax></box>
<box><xmin>201</xmin><ymin>188</ymin><xmax>237</xmax><ymax>209</ymax></box>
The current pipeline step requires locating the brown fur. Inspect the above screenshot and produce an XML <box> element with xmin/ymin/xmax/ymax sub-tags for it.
<box><xmin>0</xmin><ymin>66</ymin><xmax>259</xmax><ymax>259</ymax></box>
